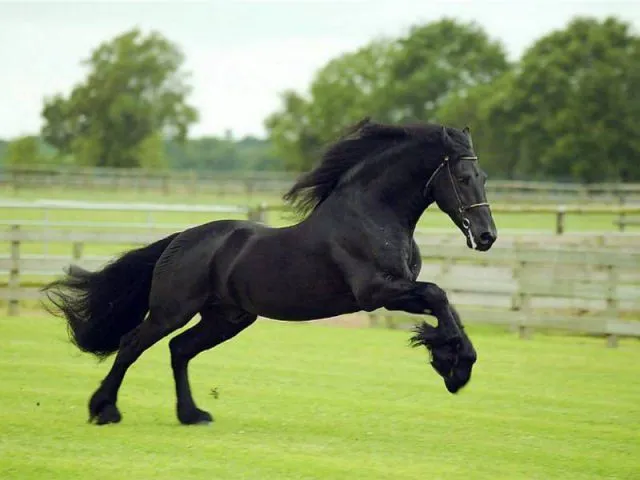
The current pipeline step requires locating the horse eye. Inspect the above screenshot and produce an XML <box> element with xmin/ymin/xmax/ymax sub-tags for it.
<box><xmin>458</xmin><ymin>176</ymin><xmax>471</xmax><ymax>185</ymax></box>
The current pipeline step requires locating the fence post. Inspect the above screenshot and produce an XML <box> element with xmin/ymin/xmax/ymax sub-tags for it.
<box><xmin>248</xmin><ymin>203</ymin><xmax>267</xmax><ymax>224</ymax></box>
<box><xmin>511</xmin><ymin>260</ymin><xmax>525</xmax><ymax>311</ymax></box>
<box><xmin>8</xmin><ymin>225</ymin><xmax>20</xmax><ymax>316</ymax></box>
<box><xmin>555</xmin><ymin>205</ymin><xmax>566</xmax><ymax>235</ymax></box>
<box><xmin>189</xmin><ymin>170</ymin><xmax>198</xmax><ymax>195</ymax></box>
<box><xmin>162</xmin><ymin>174</ymin><xmax>170</xmax><ymax>195</ymax></box>
<box><xmin>605</xmin><ymin>264</ymin><xmax>619</xmax><ymax>348</ymax></box>
<box><xmin>72</xmin><ymin>241</ymin><xmax>84</xmax><ymax>260</ymax></box>
<box><xmin>518</xmin><ymin>284</ymin><xmax>533</xmax><ymax>340</ymax></box>
<box><xmin>245</xmin><ymin>179</ymin><xmax>255</xmax><ymax>198</ymax></box>
<box><xmin>43</xmin><ymin>207</ymin><xmax>50</xmax><ymax>256</ymax></box>
<box><xmin>617</xmin><ymin>192</ymin><xmax>625</xmax><ymax>232</ymax></box>
<box><xmin>511</xmin><ymin>250</ymin><xmax>532</xmax><ymax>338</ymax></box>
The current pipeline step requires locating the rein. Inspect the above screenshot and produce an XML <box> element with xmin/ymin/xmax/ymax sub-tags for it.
<box><xmin>423</xmin><ymin>155</ymin><xmax>490</xmax><ymax>233</ymax></box>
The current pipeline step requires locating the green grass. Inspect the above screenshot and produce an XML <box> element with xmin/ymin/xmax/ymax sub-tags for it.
<box><xmin>1</xmin><ymin>314</ymin><xmax>638</xmax><ymax>479</ymax></box>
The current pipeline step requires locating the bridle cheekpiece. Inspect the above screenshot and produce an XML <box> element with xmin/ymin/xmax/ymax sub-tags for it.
<box><xmin>423</xmin><ymin>154</ymin><xmax>490</xmax><ymax>232</ymax></box>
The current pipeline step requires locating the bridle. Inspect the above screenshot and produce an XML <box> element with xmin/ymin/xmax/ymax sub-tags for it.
<box><xmin>423</xmin><ymin>154</ymin><xmax>490</xmax><ymax>232</ymax></box>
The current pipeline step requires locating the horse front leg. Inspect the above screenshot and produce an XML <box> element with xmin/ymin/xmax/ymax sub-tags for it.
<box><xmin>355</xmin><ymin>278</ymin><xmax>477</xmax><ymax>393</ymax></box>
<box><xmin>357</xmin><ymin>278</ymin><xmax>462</xmax><ymax>341</ymax></box>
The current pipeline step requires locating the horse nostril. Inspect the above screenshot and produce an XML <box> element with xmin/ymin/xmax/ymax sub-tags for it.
<box><xmin>479</xmin><ymin>232</ymin><xmax>495</xmax><ymax>245</ymax></box>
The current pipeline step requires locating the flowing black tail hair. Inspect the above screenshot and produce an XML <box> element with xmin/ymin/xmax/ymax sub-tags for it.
<box><xmin>42</xmin><ymin>232</ymin><xmax>180</xmax><ymax>359</ymax></box>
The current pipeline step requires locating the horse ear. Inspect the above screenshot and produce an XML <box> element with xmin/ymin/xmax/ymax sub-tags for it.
<box><xmin>441</xmin><ymin>126</ymin><xmax>453</xmax><ymax>148</ymax></box>
<box><xmin>343</xmin><ymin>117</ymin><xmax>372</xmax><ymax>139</ymax></box>
<box><xmin>463</xmin><ymin>126</ymin><xmax>474</xmax><ymax>149</ymax></box>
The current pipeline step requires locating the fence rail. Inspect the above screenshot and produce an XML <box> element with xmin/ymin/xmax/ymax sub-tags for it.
<box><xmin>2</xmin><ymin>199</ymin><xmax>640</xmax><ymax>235</ymax></box>
<box><xmin>376</xmin><ymin>241</ymin><xmax>640</xmax><ymax>346</ymax></box>
<box><xmin>2</xmin><ymin>218</ymin><xmax>639</xmax><ymax>346</ymax></box>
<box><xmin>3</xmin><ymin>165</ymin><xmax>640</xmax><ymax>204</ymax></box>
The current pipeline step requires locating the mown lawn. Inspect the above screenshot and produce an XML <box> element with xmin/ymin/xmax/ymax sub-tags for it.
<box><xmin>1</xmin><ymin>314</ymin><xmax>638</xmax><ymax>480</ymax></box>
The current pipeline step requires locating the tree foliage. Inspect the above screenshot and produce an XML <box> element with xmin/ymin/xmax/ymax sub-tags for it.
<box><xmin>41</xmin><ymin>28</ymin><xmax>198</xmax><ymax>168</ymax></box>
<box><xmin>165</xmin><ymin>134</ymin><xmax>283</xmax><ymax>172</ymax></box>
<box><xmin>266</xmin><ymin>16</ymin><xmax>640</xmax><ymax>182</ymax></box>
<box><xmin>498</xmin><ymin>17</ymin><xmax>640</xmax><ymax>182</ymax></box>
<box><xmin>4</xmin><ymin>136</ymin><xmax>47</xmax><ymax>166</ymax></box>
<box><xmin>18</xmin><ymin>15</ymin><xmax>640</xmax><ymax>183</ymax></box>
<box><xmin>388</xmin><ymin>19</ymin><xmax>510</xmax><ymax>122</ymax></box>
<box><xmin>0</xmin><ymin>139</ymin><xmax>8</xmax><ymax>164</ymax></box>
<box><xmin>265</xmin><ymin>19</ymin><xmax>510</xmax><ymax>171</ymax></box>
<box><xmin>440</xmin><ymin>16</ymin><xmax>640</xmax><ymax>182</ymax></box>
<box><xmin>264</xmin><ymin>39</ymin><xmax>398</xmax><ymax>171</ymax></box>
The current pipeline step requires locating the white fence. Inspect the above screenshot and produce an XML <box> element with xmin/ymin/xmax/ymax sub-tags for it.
<box><xmin>2</xmin><ymin>199</ymin><xmax>640</xmax><ymax>346</ymax></box>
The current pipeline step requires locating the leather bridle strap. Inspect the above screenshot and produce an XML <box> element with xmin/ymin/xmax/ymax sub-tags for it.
<box><xmin>423</xmin><ymin>155</ymin><xmax>490</xmax><ymax>231</ymax></box>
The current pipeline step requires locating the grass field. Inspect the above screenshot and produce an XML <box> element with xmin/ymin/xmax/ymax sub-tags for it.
<box><xmin>1</xmin><ymin>314</ymin><xmax>638</xmax><ymax>480</ymax></box>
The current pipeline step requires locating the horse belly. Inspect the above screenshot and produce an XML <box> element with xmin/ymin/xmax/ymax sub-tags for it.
<box><xmin>227</xmin><ymin>250</ymin><xmax>358</xmax><ymax>321</ymax></box>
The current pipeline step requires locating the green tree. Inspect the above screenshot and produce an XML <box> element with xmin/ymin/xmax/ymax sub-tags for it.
<box><xmin>0</xmin><ymin>139</ymin><xmax>8</xmax><ymax>164</ymax></box>
<box><xmin>436</xmin><ymin>72</ymin><xmax>525</xmax><ymax>179</ymax></box>
<box><xmin>41</xmin><ymin>28</ymin><xmax>197</xmax><ymax>168</ymax></box>
<box><xmin>265</xmin><ymin>19</ymin><xmax>510</xmax><ymax>171</ymax></box>
<box><xmin>4</xmin><ymin>136</ymin><xmax>44</xmax><ymax>166</ymax></box>
<box><xmin>305</xmin><ymin>40</ymin><xmax>397</xmax><ymax>139</ymax></box>
<box><xmin>233</xmin><ymin>136</ymin><xmax>283</xmax><ymax>171</ymax></box>
<box><xmin>502</xmin><ymin>17</ymin><xmax>640</xmax><ymax>182</ymax></box>
<box><xmin>264</xmin><ymin>90</ymin><xmax>322</xmax><ymax>170</ymax></box>
<box><xmin>165</xmin><ymin>133</ymin><xmax>283</xmax><ymax>172</ymax></box>
<box><xmin>390</xmin><ymin>19</ymin><xmax>510</xmax><ymax>122</ymax></box>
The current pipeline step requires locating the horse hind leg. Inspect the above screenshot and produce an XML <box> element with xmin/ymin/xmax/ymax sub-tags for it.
<box><xmin>169</xmin><ymin>306</ymin><xmax>257</xmax><ymax>425</ymax></box>
<box><xmin>88</xmin><ymin>303</ymin><xmax>201</xmax><ymax>425</ymax></box>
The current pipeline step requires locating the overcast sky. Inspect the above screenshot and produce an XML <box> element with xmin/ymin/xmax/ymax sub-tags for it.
<box><xmin>1</xmin><ymin>0</ymin><xmax>639</xmax><ymax>140</ymax></box>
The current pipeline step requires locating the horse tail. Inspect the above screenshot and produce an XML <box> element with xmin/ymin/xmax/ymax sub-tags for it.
<box><xmin>42</xmin><ymin>232</ymin><xmax>181</xmax><ymax>359</ymax></box>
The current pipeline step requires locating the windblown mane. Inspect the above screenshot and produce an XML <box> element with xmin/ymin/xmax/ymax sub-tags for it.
<box><xmin>283</xmin><ymin>117</ymin><xmax>442</xmax><ymax>216</ymax></box>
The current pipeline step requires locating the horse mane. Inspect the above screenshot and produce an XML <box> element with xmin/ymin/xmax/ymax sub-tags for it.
<box><xmin>283</xmin><ymin>117</ymin><xmax>443</xmax><ymax>216</ymax></box>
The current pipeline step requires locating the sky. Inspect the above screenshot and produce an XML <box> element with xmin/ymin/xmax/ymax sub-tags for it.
<box><xmin>1</xmin><ymin>0</ymin><xmax>639</xmax><ymax>140</ymax></box>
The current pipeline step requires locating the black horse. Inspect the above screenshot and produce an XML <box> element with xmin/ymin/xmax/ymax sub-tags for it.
<box><xmin>44</xmin><ymin>118</ymin><xmax>497</xmax><ymax>426</ymax></box>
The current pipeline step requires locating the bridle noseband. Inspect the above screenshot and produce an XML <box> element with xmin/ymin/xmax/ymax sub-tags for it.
<box><xmin>423</xmin><ymin>155</ymin><xmax>490</xmax><ymax>231</ymax></box>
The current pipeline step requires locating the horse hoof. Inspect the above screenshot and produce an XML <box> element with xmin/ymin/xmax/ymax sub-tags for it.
<box><xmin>89</xmin><ymin>404</ymin><xmax>122</xmax><ymax>425</ymax></box>
<box><xmin>178</xmin><ymin>408</ymin><xmax>214</xmax><ymax>425</ymax></box>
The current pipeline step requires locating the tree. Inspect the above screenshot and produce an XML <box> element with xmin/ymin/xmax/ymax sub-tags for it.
<box><xmin>500</xmin><ymin>17</ymin><xmax>640</xmax><ymax>182</ymax></box>
<box><xmin>265</xmin><ymin>19</ymin><xmax>510</xmax><ymax>171</ymax></box>
<box><xmin>165</xmin><ymin>134</ymin><xmax>283</xmax><ymax>172</ymax></box>
<box><xmin>305</xmin><ymin>40</ymin><xmax>397</xmax><ymax>139</ymax></box>
<box><xmin>265</xmin><ymin>91</ymin><xmax>323</xmax><ymax>171</ymax></box>
<box><xmin>390</xmin><ymin>19</ymin><xmax>510</xmax><ymax>123</ymax></box>
<box><xmin>4</xmin><ymin>136</ymin><xmax>45</xmax><ymax>166</ymax></box>
<box><xmin>41</xmin><ymin>28</ymin><xmax>198</xmax><ymax>168</ymax></box>
<box><xmin>435</xmin><ymin>72</ymin><xmax>526</xmax><ymax>179</ymax></box>
<box><xmin>0</xmin><ymin>139</ymin><xmax>8</xmax><ymax>164</ymax></box>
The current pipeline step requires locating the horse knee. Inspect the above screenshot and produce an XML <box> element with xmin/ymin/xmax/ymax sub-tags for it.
<box><xmin>422</xmin><ymin>283</ymin><xmax>449</xmax><ymax>307</ymax></box>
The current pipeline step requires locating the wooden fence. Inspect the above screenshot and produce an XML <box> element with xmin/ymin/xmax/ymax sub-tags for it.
<box><xmin>0</xmin><ymin>198</ymin><xmax>269</xmax><ymax>226</ymax></box>
<box><xmin>1</xmin><ymin>166</ymin><xmax>296</xmax><ymax>197</ymax></box>
<box><xmin>1</xmin><ymin>219</ymin><xmax>639</xmax><ymax>346</ymax></box>
<box><xmin>2</xmin><ymin>199</ymin><xmax>640</xmax><ymax>236</ymax></box>
<box><xmin>3</xmin><ymin>165</ymin><xmax>640</xmax><ymax>205</ymax></box>
<box><xmin>373</xmin><ymin>238</ymin><xmax>640</xmax><ymax>347</ymax></box>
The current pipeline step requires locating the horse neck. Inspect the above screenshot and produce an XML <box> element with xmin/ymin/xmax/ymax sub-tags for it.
<box><xmin>342</xmin><ymin>148</ymin><xmax>441</xmax><ymax>232</ymax></box>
